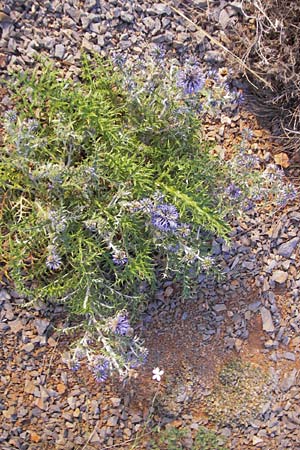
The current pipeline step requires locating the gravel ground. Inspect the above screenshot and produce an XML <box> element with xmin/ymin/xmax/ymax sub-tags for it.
<box><xmin>1</xmin><ymin>1</ymin><xmax>300</xmax><ymax>449</ymax></box>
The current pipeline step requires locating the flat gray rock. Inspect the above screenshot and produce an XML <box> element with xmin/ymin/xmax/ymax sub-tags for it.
<box><xmin>271</xmin><ymin>270</ymin><xmax>288</xmax><ymax>284</ymax></box>
<box><xmin>213</xmin><ymin>303</ymin><xmax>227</xmax><ymax>312</ymax></box>
<box><xmin>277</xmin><ymin>237</ymin><xmax>299</xmax><ymax>258</ymax></box>
<box><xmin>54</xmin><ymin>44</ymin><xmax>65</xmax><ymax>59</ymax></box>
<box><xmin>0</xmin><ymin>289</ymin><xmax>11</xmax><ymax>301</ymax></box>
<box><xmin>281</xmin><ymin>352</ymin><xmax>296</xmax><ymax>361</ymax></box>
<box><xmin>34</xmin><ymin>319</ymin><xmax>50</xmax><ymax>336</ymax></box>
<box><xmin>260</xmin><ymin>307</ymin><xmax>275</xmax><ymax>332</ymax></box>
<box><xmin>280</xmin><ymin>369</ymin><xmax>298</xmax><ymax>392</ymax></box>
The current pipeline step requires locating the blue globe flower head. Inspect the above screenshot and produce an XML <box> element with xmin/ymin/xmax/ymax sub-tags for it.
<box><xmin>26</xmin><ymin>118</ymin><xmax>39</xmax><ymax>132</ymax></box>
<box><xmin>278</xmin><ymin>183</ymin><xmax>297</xmax><ymax>206</ymax></box>
<box><xmin>4</xmin><ymin>109</ymin><xmax>17</xmax><ymax>123</ymax></box>
<box><xmin>112</xmin><ymin>249</ymin><xmax>128</xmax><ymax>266</ymax></box>
<box><xmin>114</xmin><ymin>314</ymin><xmax>131</xmax><ymax>336</ymax></box>
<box><xmin>125</xmin><ymin>348</ymin><xmax>148</xmax><ymax>369</ymax></box>
<box><xmin>90</xmin><ymin>358</ymin><xmax>110</xmax><ymax>383</ymax></box>
<box><xmin>177</xmin><ymin>66</ymin><xmax>205</xmax><ymax>95</ymax></box>
<box><xmin>226</xmin><ymin>183</ymin><xmax>242</xmax><ymax>199</ymax></box>
<box><xmin>232</xmin><ymin>89</ymin><xmax>244</xmax><ymax>105</ymax></box>
<box><xmin>70</xmin><ymin>359</ymin><xmax>81</xmax><ymax>371</ymax></box>
<box><xmin>112</xmin><ymin>52</ymin><xmax>127</xmax><ymax>68</ymax></box>
<box><xmin>241</xmin><ymin>128</ymin><xmax>254</xmax><ymax>141</ymax></box>
<box><xmin>243</xmin><ymin>200</ymin><xmax>255</xmax><ymax>211</ymax></box>
<box><xmin>150</xmin><ymin>44</ymin><xmax>166</xmax><ymax>61</ymax></box>
<box><xmin>178</xmin><ymin>223</ymin><xmax>191</xmax><ymax>238</ymax></box>
<box><xmin>46</xmin><ymin>247</ymin><xmax>62</xmax><ymax>270</ymax></box>
<box><xmin>151</xmin><ymin>203</ymin><xmax>179</xmax><ymax>232</ymax></box>
<box><xmin>243</xmin><ymin>154</ymin><xmax>260</xmax><ymax>169</ymax></box>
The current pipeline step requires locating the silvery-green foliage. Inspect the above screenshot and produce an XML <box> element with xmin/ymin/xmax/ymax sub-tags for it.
<box><xmin>1</xmin><ymin>54</ymin><xmax>295</xmax><ymax>380</ymax></box>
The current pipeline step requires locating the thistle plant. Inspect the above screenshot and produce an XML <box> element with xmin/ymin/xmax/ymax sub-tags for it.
<box><xmin>1</xmin><ymin>53</ymin><xmax>296</xmax><ymax>381</ymax></box>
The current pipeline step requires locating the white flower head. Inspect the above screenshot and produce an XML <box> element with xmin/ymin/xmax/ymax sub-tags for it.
<box><xmin>152</xmin><ymin>367</ymin><xmax>164</xmax><ymax>382</ymax></box>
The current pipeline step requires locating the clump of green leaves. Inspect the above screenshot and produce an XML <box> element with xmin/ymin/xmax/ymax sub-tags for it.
<box><xmin>205</xmin><ymin>359</ymin><xmax>270</xmax><ymax>427</ymax></box>
<box><xmin>150</xmin><ymin>426</ymin><xmax>188</xmax><ymax>450</ymax></box>
<box><xmin>148</xmin><ymin>425</ymin><xmax>228</xmax><ymax>450</ymax></box>
<box><xmin>194</xmin><ymin>426</ymin><xmax>228</xmax><ymax>450</ymax></box>
<box><xmin>0</xmin><ymin>54</ymin><xmax>284</xmax><ymax>379</ymax></box>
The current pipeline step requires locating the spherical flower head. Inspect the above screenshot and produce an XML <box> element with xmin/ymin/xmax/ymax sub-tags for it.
<box><xmin>26</xmin><ymin>118</ymin><xmax>39</xmax><ymax>132</ymax></box>
<box><xmin>114</xmin><ymin>314</ymin><xmax>131</xmax><ymax>336</ymax></box>
<box><xmin>177</xmin><ymin>66</ymin><xmax>205</xmax><ymax>95</ymax></box>
<box><xmin>243</xmin><ymin>199</ymin><xmax>255</xmax><ymax>211</ymax></box>
<box><xmin>139</xmin><ymin>198</ymin><xmax>154</xmax><ymax>213</ymax></box>
<box><xmin>201</xmin><ymin>255</ymin><xmax>214</xmax><ymax>270</ymax></box>
<box><xmin>126</xmin><ymin>348</ymin><xmax>148</xmax><ymax>369</ymax></box>
<box><xmin>241</xmin><ymin>128</ymin><xmax>253</xmax><ymax>141</ymax></box>
<box><xmin>151</xmin><ymin>204</ymin><xmax>179</xmax><ymax>232</ymax></box>
<box><xmin>70</xmin><ymin>359</ymin><xmax>80</xmax><ymax>371</ymax></box>
<box><xmin>183</xmin><ymin>247</ymin><xmax>198</xmax><ymax>264</ymax></box>
<box><xmin>112</xmin><ymin>249</ymin><xmax>128</xmax><ymax>266</ymax></box>
<box><xmin>49</xmin><ymin>210</ymin><xmax>67</xmax><ymax>233</ymax></box>
<box><xmin>85</xmin><ymin>167</ymin><xmax>97</xmax><ymax>177</ymax></box>
<box><xmin>178</xmin><ymin>223</ymin><xmax>191</xmax><ymax>238</ymax></box>
<box><xmin>226</xmin><ymin>183</ymin><xmax>242</xmax><ymax>199</ymax></box>
<box><xmin>150</xmin><ymin>44</ymin><xmax>166</xmax><ymax>61</ymax></box>
<box><xmin>4</xmin><ymin>110</ymin><xmax>17</xmax><ymax>123</ymax></box>
<box><xmin>277</xmin><ymin>183</ymin><xmax>297</xmax><ymax>206</ymax></box>
<box><xmin>263</xmin><ymin>164</ymin><xmax>284</xmax><ymax>182</ymax></box>
<box><xmin>243</xmin><ymin>154</ymin><xmax>260</xmax><ymax>169</ymax></box>
<box><xmin>112</xmin><ymin>53</ymin><xmax>127</xmax><ymax>68</ymax></box>
<box><xmin>90</xmin><ymin>358</ymin><xmax>110</xmax><ymax>383</ymax></box>
<box><xmin>46</xmin><ymin>247</ymin><xmax>62</xmax><ymax>270</ymax></box>
<box><xmin>232</xmin><ymin>89</ymin><xmax>244</xmax><ymax>105</ymax></box>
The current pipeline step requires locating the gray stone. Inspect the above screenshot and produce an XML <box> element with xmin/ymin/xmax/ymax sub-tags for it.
<box><xmin>67</xmin><ymin>396</ymin><xmax>77</xmax><ymax>410</ymax></box>
<box><xmin>282</xmin><ymin>352</ymin><xmax>296</xmax><ymax>361</ymax></box>
<box><xmin>131</xmin><ymin>414</ymin><xmax>142</xmax><ymax>423</ymax></box>
<box><xmin>120</xmin><ymin>12</ymin><xmax>134</xmax><ymax>23</ymax></box>
<box><xmin>107</xmin><ymin>416</ymin><xmax>118</xmax><ymax>426</ymax></box>
<box><xmin>8</xmin><ymin>319</ymin><xmax>23</xmax><ymax>333</ymax></box>
<box><xmin>0</xmin><ymin>289</ymin><xmax>11</xmax><ymax>301</ymax></box>
<box><xmin>34</xmin><ymin>319</ymin><xmax>50</xmax><ymax>336</ymax></box>
<box><xmin>204</xmin><ymin>51</ymin><xmax>225</xmax><ymax>64</ymax></box>
<box><xmin>110</xmin><ymin>397</ymin><xmax>121</xmax><ymax>407</ymax></box>
<box><xmin>278</xmin><ymin>237</ymin><xmax>299</xmax><ymax>258</ymax></box>
<box><xmin>0</xmin><ymin>12</ymin><xmax>12</xmax><ymax>24</ymax></box>
<box><xmin>252</xmin><ymin>436</ymin><xmax>264</xmax><ymax>445</ymax></box>
<box><xmin>54</xmin><ymin>44</ymin><xmax>65</xmax><ymax>59</ymax></box>
<box><xmin>280</xmin><ymin>369</ymin><xmax>298</xmax><ymax>392</ymax></box>
<box><xmin>66</xmin><ymin>6</ymin><xmax>82</xmax><ymax>23</ymax></box>
<box><xmin>84</xmin><ymin>0</ymin><xmax>98</xmax><ymax>10</ymax></box>
<box><xmin>152</xmin><ymin>31</ymin><xmax>173</xmax><ymax>44</ymax></box>
<box><xmin>90</xmin><ymin>431</ymin><xmax>101</xmax><ymax>443</ymax></box>
<box><xmin>248</xmin><ymin>301</ymin><xmax>261</xmax><ymax>312</ymax></box>
<box><xmin>264</xmin><ymin>339</ymin><xmax>278</xmax><ymax>349</ymax></box>
<box><xmin>271</xmin><ymin>270</ymin><xmax>288</xmax><ymax>284</ymax></box>
<box><xmin>143</xmin><ymin>16</ymin><xmax>156</xmax><ymax>30</ymax></box>
<box><xmin>81</xmin><ymin>15</ymin><xmax>92</xmax><ymax>30</ymax></box>
<box><xmin>42</xmin><ymin>37</ymin><xmax>56</xmax><ymax>50</ymax></box>
<box><xmin>242</xmin><ymin>261</ymin><xmax>255</xmax><ymax>270</ymax></box>
<box><xmin>213</xmin><ymin>303</ymin><xmax>227</xmax><ymax>312</ymax></box>
<box><xmin>23</xmin><ymin>343</ymin><xmax>35</xmax><ymax>352</ymax></box>
<box><xmin>260</xmin><ymin>307</ymin><xmax>275</xmax><ymax>332</ymax></box>
<box><xmin>151</xmin><ymin>3</ymin><xmax>172</xmax><ymax>15</ymax></box>
<box><xmin>211</xmin><ymin>240</ymin><xmax>221</xmax><ymax>256</ymax></box>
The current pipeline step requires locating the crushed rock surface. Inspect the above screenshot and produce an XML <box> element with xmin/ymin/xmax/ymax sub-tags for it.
<box><xmin>1</xmin><ymin>1</ymin><xmax>300</xmax><ymax>449</ymax></box>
